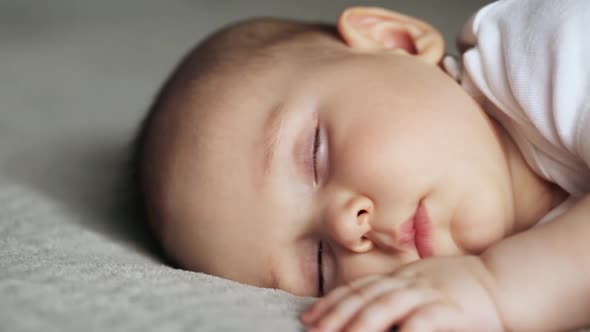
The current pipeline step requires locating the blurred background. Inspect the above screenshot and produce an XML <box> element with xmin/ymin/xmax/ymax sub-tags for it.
<box><xmin>0</xmin><ymin>0</ymin><xmax>491</xmax><ymax>251</ymax></box>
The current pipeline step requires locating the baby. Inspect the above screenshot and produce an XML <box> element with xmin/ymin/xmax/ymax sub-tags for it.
<box><xmin>131</xmin><ymin>0</ymin><xmax>590</xmax><ymax>331</ymax></box>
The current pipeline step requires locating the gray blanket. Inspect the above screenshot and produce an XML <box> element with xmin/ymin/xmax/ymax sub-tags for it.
<box><xmin>6</xmin><ymin>1</ymin><xmax>583</xmax><ymax>331</ymax></box>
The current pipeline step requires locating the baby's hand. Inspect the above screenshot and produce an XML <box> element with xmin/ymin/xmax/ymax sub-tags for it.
<box><xmin>300</xmin><ymin>256</ymin><xmax>505</xmax><ymax>332</ymax></box>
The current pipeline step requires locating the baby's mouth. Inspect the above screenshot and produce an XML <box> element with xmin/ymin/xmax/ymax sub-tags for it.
<box><xmin>369</xmin><ymin>202</ymin><xmax>433</xmax><ymax>256</ymax></box>
<box><xmin>412</xmin><ymin>201</ymin><xmax>434</xmax><ymax>258</ymax></box>
<box><xmin>391</xmin><ymin>200</ymin><xmax>434</xmax><ymax>258</ymax></box>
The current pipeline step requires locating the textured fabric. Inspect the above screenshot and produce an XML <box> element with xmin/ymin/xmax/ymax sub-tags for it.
<box><xmin>460</xmin><ymin>0</ymin><xmax>590</xmax><ymax>200</ymax></box>
<box><xmin>0</xmin><ymin>179</ymin><xmax>313</xmax><ymax>332</ymax></box>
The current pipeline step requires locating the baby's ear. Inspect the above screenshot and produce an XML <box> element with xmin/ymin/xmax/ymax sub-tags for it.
<box><xmin>337</xmin><ymin>7</ymin><xmax>444</xmax><ymax>65</ymax></box>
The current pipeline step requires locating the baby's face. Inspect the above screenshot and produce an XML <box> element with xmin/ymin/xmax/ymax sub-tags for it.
<box><xmin>160</xmin><ymin>49</ymin><xmax>514</xmax><ymax>297</ymax></box>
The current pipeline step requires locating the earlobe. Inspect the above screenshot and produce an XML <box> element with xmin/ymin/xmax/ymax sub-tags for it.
<box><xmin>337</xmin><ymin>6</ymin><xmax>445</xmax><ymax>65</ymax></box>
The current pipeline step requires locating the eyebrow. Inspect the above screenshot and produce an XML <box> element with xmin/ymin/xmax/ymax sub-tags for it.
<box><xmin>263</xmin><ymin>102</ymin><xmax>286</xmax><ymax>177</ymax></box>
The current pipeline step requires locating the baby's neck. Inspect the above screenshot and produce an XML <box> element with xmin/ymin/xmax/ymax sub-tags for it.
<box><xmin>493</xmin><ymin>119</ymin><xmax>569</xmax><ymax>233</ymax></box>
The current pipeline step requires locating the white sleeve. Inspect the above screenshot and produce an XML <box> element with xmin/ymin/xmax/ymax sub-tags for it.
<box><xmin>459</xmin><ymin>0</ymin><xmax>590</xmax><ymax>168</ymax></box>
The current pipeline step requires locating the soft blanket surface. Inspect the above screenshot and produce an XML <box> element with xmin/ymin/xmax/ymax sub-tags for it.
<box><xmin>7</xmin><ymin>1</ymin><xmax>577</xmax><ymax>331</ymax></box>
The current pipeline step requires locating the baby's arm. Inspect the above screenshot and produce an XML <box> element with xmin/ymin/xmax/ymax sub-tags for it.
<box><xmin>481</xmin><ymin>195</ymin><xmax>590</xmax><ymax>331</ymax></box>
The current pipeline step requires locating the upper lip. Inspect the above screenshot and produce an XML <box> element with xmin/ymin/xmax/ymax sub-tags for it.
<box><xmin>374</xmin><ymin>203</ymin><xmax>428</xmax><ymax>255</ymax></box>
<box><xmin>412</xmin><ymin>201</ymin><xmax>432</xmax><ymax>258</ymax></box>
<box><xmin>411</xmin><ymin>215</ymin><xmax>421</xmax><ymax>256</ymax></box>
<box><xmin>396</xmin><ymin>214</ymin><xmax>416</xmax><ymax>248</ymax></box>
<box><xmin>395</xmin><ymin>201</ymin><xmax>428</xmax><ymax>257</ymax></box>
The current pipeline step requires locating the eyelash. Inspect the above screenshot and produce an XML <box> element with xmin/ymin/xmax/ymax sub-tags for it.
<box><xmin>312</xmin><ymin>124</ymin><xmax>324</xmax><ymax>296</ymax></box>
<box><xmin>318</xmin><ymin>240</ymin><xmax>324</xmax><ymax>296</ymax></box>
<box><xmin>312</xmin><ymin>125</ymin><xmax>321</xmax><ymax>184</ymax></box>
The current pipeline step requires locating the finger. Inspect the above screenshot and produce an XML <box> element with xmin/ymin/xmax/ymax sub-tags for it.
<box><xmin>310</xmin><ymin>277</ymin><xmax>412</xmax><ymax>332</ymax></box>
<box><xmin>301</xmin><ymin>274</ymin><xmax>381</xmax><ymax>324</ymax></box>
<box><xmin>399</xmin><ymin>301</ymin><xmax>465</xmax><ymax>332</ymax></box>
<box><xmin>342</xmin><ymin>288</ymin><xmax>442</xmax><ymax>332</ymax></box>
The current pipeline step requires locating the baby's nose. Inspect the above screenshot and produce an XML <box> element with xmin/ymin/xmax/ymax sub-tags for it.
<box><xmin>325</xmin><ymin>195</ymin><xmax>374</xmax><ymax>253</ymax></box>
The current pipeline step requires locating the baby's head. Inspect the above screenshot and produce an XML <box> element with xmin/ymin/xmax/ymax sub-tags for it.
<box><xmin>134</xmin><ymin>7</ymin><xmax>516</xmax><ymax>297</ymax></box>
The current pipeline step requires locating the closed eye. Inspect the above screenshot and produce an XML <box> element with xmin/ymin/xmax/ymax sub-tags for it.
<box><xmin>312</xmin><ymin>125</ymin><xmax>321</xmax><ymax>184</ymax></box>
<box><xmin>310</xmin><ymin>122</ymin><xmax>324</xmax><ymax>296</ymax></box>
<box><xmin>318</xmin><ymin>240</ymin><xmax>324</xmax><ymax>296</ymax></box>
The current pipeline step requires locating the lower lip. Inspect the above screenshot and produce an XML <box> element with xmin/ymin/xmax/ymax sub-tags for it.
<box><xmin>413</xmin><ymin>202</ymin><xmax>434</xmax><ymax>258</ymax></box>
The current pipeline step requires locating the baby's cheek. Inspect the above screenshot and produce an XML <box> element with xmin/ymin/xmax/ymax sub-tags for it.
<box><xmin>451</xmin><ymin>200</ymin><xmax>507</xmax><ymax>254</ymax></box>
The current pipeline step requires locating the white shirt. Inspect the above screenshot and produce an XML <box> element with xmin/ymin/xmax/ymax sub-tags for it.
<box><xmin>445</xmin><ymin>0</ymin><xmax>590</xmax><ymax>223</ymax></box>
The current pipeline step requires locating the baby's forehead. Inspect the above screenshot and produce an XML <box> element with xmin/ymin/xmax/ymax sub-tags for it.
<box><xmin>163</xmin><ymin>63</ymin><xmax>280</xmax><ymax>165</ymax></box>
<box><xmin>148</xmin><ymin>21</ymin><xmax>349</xmax><ymax>217</ymax></box>
<box><xmin>148</xmin><ymin>17</ymin><xmax>342</xmax><ymax>171</ymax></box>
